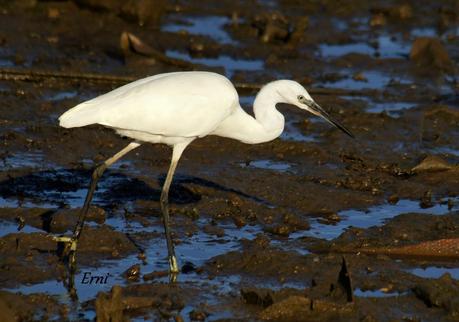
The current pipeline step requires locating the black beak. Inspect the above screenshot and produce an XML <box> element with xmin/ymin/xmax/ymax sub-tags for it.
<box><xmin>305</xmin><ymin>100</ymin><xmax>355</xmax><ymax>139</ymax></box>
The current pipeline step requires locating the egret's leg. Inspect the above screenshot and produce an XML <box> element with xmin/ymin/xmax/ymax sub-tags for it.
<box><xmin>160</xmin><ymin>142</ymin><xmax>189</xmax><ymax>275</ymax></box>
<box><xmin>54</xmin><ymin>141</ymin><xmax>141</xmax><ymax>271</ymax></box>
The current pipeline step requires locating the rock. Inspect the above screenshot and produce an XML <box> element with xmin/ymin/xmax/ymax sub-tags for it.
<box><xmin>49</xmin><ymin>206</ymin><xmax>106</xmax><ymax>233</ymax></box>
<box><xmin>410</xmin><ymin>37</ymin><xmax>453</xmax><ymax>71</ymax></box>
<box><xmin>74</xmin><ymin>0</ymin><xmax>165</xmax><ymax>26</ymax></box>
<box><xmin>0</xmin><ymin>296</ymin><xmax>15</xmax><ymax>322</ymax></box>
<box><xmin>252</xmin><ymin>12</ymin><xmax>290</xmax><ymax>43</ymax></box>
<box><xmin>265</xmin><ymin>224</ymin><xmax>291</xmax><ymax>236</ymax></box>
<box><xmin>189</xmin><ymin>309</ymin><xmax>208</xmax><ymax>321</ymax></box>
<box><xmin>411</xmin><ymin>155</ymin><xmax>452</xmax><ymax>173</ymax></box>
<box><xmin>259</xmin><ymin>296</ymin><xmax>311</xmax><ymax>320</ymax></box>
<box><xmin>95</xmin><ymin>285</ymin><xmax>124</xmax><ymax>322</ymax></box>
<box><xmin>384</xmin><ymin>194</ymin><xmax>398</xmax><ymax>205</ymax></box>
<box><xmin>123</xmin><ymin>264</ymin><xmax>140</xmax><ymax>281</ymax></box>
<box><xmin>389</xmin><ymin>4</ymin><xmax>413</xmax><ymax>20</ymax></box>
<box><xmin>289</xmin><ymin>17</ymin><xmax>309</xmax><ymax>44</ymax></box>
<box><xmin>143</xmin><ymin>270</ymin><xmax>169</xmax><ymax>281</ymax></box>
<box><xmin>370</xmin><ymin>13</ymin><xmax>386</xmax><ymax>27</ymax></box>
<box><xmin>73</xmin><ymin>0</ymin><xmax>122</xmax><ymax>12</ymax></box>
<box><xmin>352</xmin><ymin>72</ymin><xmax>367</xmax><ymax>82</ymax></box>
<box><xmin>413</xmin><ymin>273</ymin><xmax>459</xmax><ymax>316</ymax></box>
<box><xmin>202</xmin><ymin>224</ymin><xmax>225</xmax><ymax>237</ymax></box>
<box><xmin>420</xmin><ymin>190</ymin><xmax>433</xmax><ymax>209</ymax></box>
<box><xmin>120</xmin><ymin>0</ymin><xmax>165</xmax><ymax>26</ymax></box>
<box><xmin>241</xmin><ymin>287</ymin><xmax>274</xmax><ymax>307</ymax></box>
<box><xmin>259</xmin><ymin>295</ymin><xmax>354</xmax><ymax>321</ymax></box>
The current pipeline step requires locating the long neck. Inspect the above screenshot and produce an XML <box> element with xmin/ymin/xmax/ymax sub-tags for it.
<box><xmin>211</xmin><ymin>83</ymin><xmax>285</xmax><ymax>144</ymax></box>
<box><xmin>253</xmin><ymin>83</ymin><xmax>285</xmax><ymax>137</ymax></box>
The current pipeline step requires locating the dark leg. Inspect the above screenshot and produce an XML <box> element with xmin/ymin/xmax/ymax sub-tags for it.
<box><xmin>54</xmin><ymin>142</ymin><xmax>141</xmax><ymax>272</ymax></box>
<box><xmin>160</xmin><ymin>142</ymin><xmax>190</xmax><ymax>276</ymax></box>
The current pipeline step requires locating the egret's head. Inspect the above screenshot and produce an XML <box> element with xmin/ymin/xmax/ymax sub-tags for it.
<box><xmin>276</xmin><ymin>80</ymin><xmax>354</xmax><ymax>138</ymax></box>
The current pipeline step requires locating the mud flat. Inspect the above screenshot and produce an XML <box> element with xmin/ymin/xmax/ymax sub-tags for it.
<box><xmin>0</xmin><ymin>0</ymin><xmax>458</xmax><ymax>320</ymax></box>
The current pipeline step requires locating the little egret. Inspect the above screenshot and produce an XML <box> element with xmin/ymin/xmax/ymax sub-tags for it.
<box><xmin>56</xmin><ymin>71</ymin><xmax>353</xmax><ymax>277</ymax></box>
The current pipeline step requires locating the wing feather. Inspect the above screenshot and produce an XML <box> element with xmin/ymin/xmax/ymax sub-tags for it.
<box><xmin>59</xmin><ymin>72</ymin><xmax>238</xmax><ymax>138</ymax></box>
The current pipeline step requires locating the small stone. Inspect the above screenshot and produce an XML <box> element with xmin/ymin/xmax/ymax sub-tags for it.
<box><xmin>370</xmin><ymin>13</ymin><xmax>386</xmax><ymax>27</ymax></box>
<box><xmin>202</xmin><ymin>224</ymin><xmax>225</xmax><ymax>237</ymax></box>
<box><xmin>181</xmin><ymin>261</ymin><xmax>196</xmax><ymax>274</ymax></box>
<box><xmin>48</xmin><ymin>8</ymin><xmax>59</xmax><ymax>19</ymax></box>
<box><xmin>189</xmin><ymin>309</ymin><xmax>208</xmax><ymax>321</ymax></box>
<box><xmin>266</xmin><ymin>224</ymin><xmax>291</xmax><ymax>236</ymax></box>
<box><xmin>410</xmin><ymin>37</ymin><xmax>453</xmax><ymax>71</ymax></box>
<box><xmin>233</xmin><ymin>216</ymin><xmax>247</xmax><ymax>228</ymax></box>
<box><xmin>387</xmin><ymin>194</ymin><xmax>399</xmax><ymax>204</ymax></box>
<box><xmin>420</xmin><ymin>190</ymin><xmax>433</xmax><ymax>209</ymax></box>
<box><xmin>352</xmin><ymin>72</ymin><xmax>367</xmax><ymax>82</ymax></box>
<box><xmin>143</xmin><ymin>270</ymin><xmax>168</xmax><ymax>281</ymax></box>
<box><xmin>390</xmin><ymin>4</ymin><xmax>413</xmax><ymax>20</ymax></box>
<box><xmin>241</xmin><ymin>287</ymin><xmax>274</xmax><ymax>307</ymax></box>
<box><xmin>124</xmin><ymin>264</ymin><xmax>140</xmax><ymax>281</ymax></box>
<box><xmin>188</xmin><ymin>42</ymin><xmax>205</xmax><ymax>55</ymax></box>
<box><xmin>412</xmin><ymin>155</ymin><xmax>452</xmax><ymax>173</ymax></box>
<box><xmin>259</xmin><ymin>296</ymin><xmax>311</xmax><ymax>320</ymax></box>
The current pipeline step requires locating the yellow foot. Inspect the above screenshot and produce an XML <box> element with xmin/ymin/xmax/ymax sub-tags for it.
<box><xmin>170</xmin><ymin>255</ymin><xmax>179</xmax><ymax>274</ymax></box>
<box><xmin>52</xmin><ymin>236</ymin><xmax>78</xmax><ymax>252</ymax></box>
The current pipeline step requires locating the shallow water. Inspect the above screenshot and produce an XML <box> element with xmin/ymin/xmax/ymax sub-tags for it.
<box><xmin>354</xmin><ymin>288</ymin><xmax>405</xmax><ymax>298</ymax></box>
<box><xmin>324</xmin><ymin>70</ymin><xmax>411</xmax><ymax>90</ymax></box>
<box><xmin>162</xmin><ymin>15</ymin><xmax>236</xmax><ymax>45</ymax></box>
<box><xmin>293</xmin><ymin>198</ymin><xmax>458</xmax><ymax>240</ymax></box>
<box><xmin>0</xmin><ymin>220</ymin><xmax>43</xmax><ymax>238</ymax></box>
<box><xmin>410</xmin><ymin>266</ymin><xmax>459</xmax><ymax>280</ymax></box>
<box><xmin>166</xmin><ymin>50</ymin><xmax>264</xmax><ymax>77</ymax></box>
<box><xmin>44</xmin><ymin>90</ymin><xmax>79</xmax><ymax>102</ymax></box>
<box><xmin>4</xmin><ymin>216</ymin><xmax>260</xmax><ymax>305</ymax></box>
<box><xmin>1</xmin><ymin>5</ymin><xmax>459</xmax><ymax>320</ymax></box>
<box><xmin>319</xmin><ymin>34</ymin><xmax>410</xmax><ymax>59</ymax></box>
<box><xmin>241</xmin><ymin>159</ymin><xmax>294</xmax><ymax>172</ymax></box>
<box><xmin>2</xmin><ymin>151</ymin><xmax>45</xmax><ymax>169</ymax></box>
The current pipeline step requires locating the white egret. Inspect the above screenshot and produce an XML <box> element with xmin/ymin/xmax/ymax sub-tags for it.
<box><xmin>56</xmin><ymin>71</ymin><xmax>353</xmax><ymax>276</ymax></box>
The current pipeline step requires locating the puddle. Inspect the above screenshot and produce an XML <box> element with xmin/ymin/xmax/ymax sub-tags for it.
<box><xmin>4</xmin><ymin>216</ymin><xmax>259</xmax><ymax>307</ymax></box>
<box><xmin>324</xmin><ymin>70</ymin><xmax>410</xmax><ymax>90</ymax></box>
<box><xmin>162</xmin><ymin>15</ymin><xmax>235</xmax><ymax>44</ymax></box>
<box><xmin>281</xmin><ymin>119</ymin><xmax>317</xmax><ymax>142</ymax></box>
<box><xmin>0</xmin><ymin>58</ymin><xmax>14</xmax><ymax>67</ymax></box>
<box><xmin>44</xmin><ymin>90</ymin><xmax>79</xmax><ymax>102</ymax></box>
<box><xmin>366</xmin><ymin>101</ymin><xmax>415</xmax><ymax>115</ymax></box>
<box><xmin>7</xmin><ymin>256</ymin><xmax>137</xmax><ymax>303</ymax></box>
<box><xmin>426</xmin><ymin>146</ymin><xmax>459</xmax><ymax>157</ymax></box>
<box><xmin>354</xmin><ymin>288</ymin><xmax>405</xmax><ymax>298</ymax></box>
<box><xmin>376</xmin><ymin>35</ymin><xmax>411</xmax><ymax>58</ymax></box>
<box><xmin>0</xmin><ymin>220</ymin><xmax>44</xmax><ymax>238</ymax></box>
<box><xmin>0</xmin><ymin>165</ymin><xmax>137</xmax><ymax>209</ymax></box>
<box><xmin>241</xmin><ymin>159</ymin><xmax>293</xmax><ymax>173</ymax></box>
<box><xmin>320</xmin><ymin>43</ymin><xmax>374</xmax><ymax>57</ymax></box>
<box><xmin>410</xmin><ymin>266</ymin><xmax>459</xmax><ymax>280</ymax></box>
<box><xmin>340</xmin><ymin>95</ymin><xmax>417</xmax><ymax>116</ymax></box>
<box><xmin>2</xmin><ymin>151</ymin><xmax>45</xmax><ymax>170</ymax></box>
<box><xmin>292</xmin><ymin>199</ymin><xmax>458</xmax><ymax>240</ymax></box>
<box><xmin>165</xmin><ymin>50</ymin><xmax>263</xmax><ymax>77</ymax></box>
<box><xmin>319</xmin><ymin>35</ymin><xmax>410</xmax><ymax>59</ymax></box>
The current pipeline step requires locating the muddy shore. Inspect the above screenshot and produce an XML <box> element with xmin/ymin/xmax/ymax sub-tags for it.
<box><xmin>0</xmin><ymin>0</ymin><xmax>458</xmax><ymax>321</ymax></box>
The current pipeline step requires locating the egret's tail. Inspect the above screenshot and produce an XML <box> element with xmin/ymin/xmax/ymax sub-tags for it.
<box><xmin>59</xmin><ymin>103</ymin><xmax>97</xmax><ymax>128</ymax></box>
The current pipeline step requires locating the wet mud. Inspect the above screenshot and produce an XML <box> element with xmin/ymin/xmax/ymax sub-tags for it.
<box><xmin>0</xmin><ymin>0</ymin><xmax>458</xmax><ymax>321</ymax></box>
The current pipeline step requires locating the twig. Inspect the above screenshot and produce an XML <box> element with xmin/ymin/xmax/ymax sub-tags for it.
<box><xmin>0</xmin><ymin>67</ymin><xmax>376</xmax><ymax>96</ymax></box>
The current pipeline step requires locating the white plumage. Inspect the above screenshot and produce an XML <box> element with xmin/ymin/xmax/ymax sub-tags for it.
<box><xmin>60</xmin><ymin>72</ymin><xmax>238</xmax><ymax>143</ymax></box>
<box><xmin>57</xmin><ymin>71</ymin><xmax>353</xmax><ymax>276</ymax></box>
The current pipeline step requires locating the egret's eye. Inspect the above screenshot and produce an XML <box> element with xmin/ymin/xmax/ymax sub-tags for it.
<box><xmin>298</xmin><ymin>95</ymin><xmax>305</xmax><ymax>101</ymax></box>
